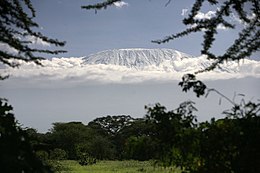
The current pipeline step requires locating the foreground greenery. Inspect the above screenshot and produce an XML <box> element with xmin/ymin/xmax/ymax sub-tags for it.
<box><xmin>23</xmin><ymin>100</ymin><xmax>259</xmax><ymax>173</ymax></box>
<box><xmin>1</xmin><ymin>99</ymin><xmax>260</xmax><ymax>173</ymax></box>
<box><xmin>59</xmin><ymin>160</ymin><xmax>181</xmax><ymax>173</ymax></box>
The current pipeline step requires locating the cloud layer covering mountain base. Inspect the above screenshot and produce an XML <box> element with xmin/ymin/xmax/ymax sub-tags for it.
<box><xmin>1</xmin><ymin>49</ymin><xmax>259</xmax><ymax>88</ymax></box>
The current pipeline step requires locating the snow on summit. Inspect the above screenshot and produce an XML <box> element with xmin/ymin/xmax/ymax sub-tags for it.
<box><xmin>83</xmin><ymin>48</ymin><xmax>192</xmax><ymax>69</ymax></box>
<box><xmin>1</xmin><ymin>48</ymin><xmax>260</xmax><ymax>86</ymax></box>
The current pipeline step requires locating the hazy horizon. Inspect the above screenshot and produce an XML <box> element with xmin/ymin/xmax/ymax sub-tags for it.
<box><xmin>1</xmin><ymin>76</ymin><xmax>259</xmax><ymax>132</ymax></box>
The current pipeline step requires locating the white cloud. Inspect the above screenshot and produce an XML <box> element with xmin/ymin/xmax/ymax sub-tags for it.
<box><xmin>193</xmin><ymin>11</ymin><xmax>257</xmax><ymax>29</ymax></box>
<box><xmin>1</xmin><ymin>56</ymin><xmax>259</xmax><ymax>88</ymax></box>
<box><xmin>181</xmin><ymin>8</ymin><xmax>188</xmax><ymax>16</ymax></box>
<box><xmin>181</xmin><ymin>9</ymin><xmax>228</xmax><ymax>30</ymax></box>
<box><xmin>189</xmin><ymin>10</ymin><xmax>228</xmax><ymax>30</ymax></box>
<box><xmin>216</xmin><ymin>24</ymin><xmax>228</xmax><ymax>30</ymax></box>
<box><xmin>0</xmin><ymin>42</ymin><xmax>19</xmax><ymax>54</ymax></box>
<box><xmin>230</xmin><ymin>13</ymin><xmax>256</xmax><ymax>26</ymax></box>
<box><xmin>26</xmin><ymin>35</ymin><xmax>50</xmax><ymax>47</ymax></box>
<box><xmin>194</xmin><ymin>11</ymin><xmax>216</xmax><ymax>20</ymax></box>
<box><xmin>113</xmin><ymin>1</ymin><xmax>129</xmax><ymax>8</ymax></box>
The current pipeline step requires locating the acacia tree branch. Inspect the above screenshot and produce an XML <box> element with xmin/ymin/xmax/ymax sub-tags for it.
<box><xmin>81</xmin><ymin>0</ymin><xmax>121</xmax><ymax>11</ymax></box>
<box><xmin>0</xmin><ymin>0</ymin><xmax>66</xmax><ymax>71</ymax></box>
<box><xmin>153</xmin><ymin>0</ymin><xmax>260</xmax><ymax>73</ymax></box>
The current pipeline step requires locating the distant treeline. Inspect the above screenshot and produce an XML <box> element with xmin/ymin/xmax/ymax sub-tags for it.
<box><xmin>24</xmin><ymin>101</ymin><xmax>260</xmax><ymax>173</ymax></box>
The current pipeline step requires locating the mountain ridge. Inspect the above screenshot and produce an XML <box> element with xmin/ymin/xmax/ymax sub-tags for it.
<box><xmin>83</xmin><ymin>48</ymin><xmax>194</xmax><ymax>70</ymax></box>
<box><xmin>82</xmin><ymin>48</ymin><xmax>242</xmax><ymax>73</ymax></box>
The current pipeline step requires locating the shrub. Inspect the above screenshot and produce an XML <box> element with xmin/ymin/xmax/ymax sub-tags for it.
<box><xmin>49</xmin><ymin>148</ymin><xmax>67</xmax><ymax>160</ymax></box>
<box><xmin>78</xmin><ymin>153</ymin><xmax>97</xmax><ymax>166</ymax></box>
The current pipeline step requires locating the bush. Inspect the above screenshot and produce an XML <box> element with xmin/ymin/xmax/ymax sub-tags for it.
<box><xmin>36</xmin><ymin>150</ymin><xmax>49</xmax><ymax>161</ymax></box>
<box><xmin>49</xmin><ymin>148</ymin><xmax>67</xmax><ymax>160</ymax></box>
<box><xmin>78</xmin><ymin>153</ymin><xmax>97</xmax><ymax>166</ymax></box>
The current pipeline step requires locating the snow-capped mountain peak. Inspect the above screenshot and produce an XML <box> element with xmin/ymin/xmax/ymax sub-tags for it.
<box><xmin>83</xmin><ymin>48</ymin><xmax>193</xmax><ymax>70</ymax></box>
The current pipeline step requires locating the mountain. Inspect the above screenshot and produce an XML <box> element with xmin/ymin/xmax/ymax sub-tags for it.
<box><xmin>83</xmin><ymin>48</ymin><xmax>192</xmax><ymax>69</ymax></box>
<box><xmin>83</xmin><ymin>48</ymin><xmax>235</xmax><ymax>73</ymax></box>
<box><xmin>1</xmin><ymin>48</ymin><xmax>259</xmax><ymax>83</ymax></box>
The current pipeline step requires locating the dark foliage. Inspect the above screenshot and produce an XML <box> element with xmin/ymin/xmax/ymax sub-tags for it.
<box><xmin>121</xmin><ymin>118</ymin><xmax>159</xmax><ymax>160</ymax></box>
<box><xmin>45</xmin><ymin>121</ymin><xmax>116</xmax><ymax>161</ymax></box>
<box><xmin>0</xmin><ymin>99</ymin><xmax>53</xmax><ymax>173</ymax></box>
<box><xmin>78</xmin><ymin>153</ymin><xmax>97</xmax><ymax>166</ymax></box>
<box><xmin>144</xmin><ymin>101</ymin><xmax>198</xmax><ymax>166</ymax></box>
<box><xmin>88</xmin><ymin>115</ymin><xmax>134</xmax><ymax>136</ymax></box>
<box><xmin>196</xmin><ymin>101</ymin><xmax>260</xmax><ymax>173</ymax></box>
<box><xmin>19</xmin><ymin>101</ymin><xmax>260</xmax><ymax>173</ymax></box>
<box><xmin>81</xmin><ymin>0</ymin><xmax>120</xmax><ymax>12</ymax></box>
<box><xmin>88</xmin><ymin>115</ymin><xmax>136</xmax><ymax>159</ymax></box>
<box><xmin>48</xmin><ymin>122</ymin><xmax>92</xmax><ymax>159</ymax></box>
<box><xmin>179</xmin><ymin>74</ymin><xmax>207</xmax><ymax>97</ymax></box>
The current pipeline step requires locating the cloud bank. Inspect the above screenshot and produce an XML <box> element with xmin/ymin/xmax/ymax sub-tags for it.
<box><xmin>1</xmin><ymin>56</ymin><xmax>259</xmax><ymax>88</ymax></box>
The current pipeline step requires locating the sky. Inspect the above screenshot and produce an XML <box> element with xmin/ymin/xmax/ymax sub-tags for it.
<box><xmin>0</xmin><ymin>0</ymin><xmax>259</xmax><ymax>132</ymax></box>
<box><xmin>1</xmin><ymin>78</ymin><xmax>259</xmax><ymax>132</ymax></box>
<box><xmin>30</xmin><ymin>0</ymin><xmax>259</xmax><ymax>59</ymax></box>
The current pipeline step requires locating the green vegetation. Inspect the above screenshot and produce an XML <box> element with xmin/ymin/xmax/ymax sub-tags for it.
<box><xmin>22</xmin><ymin>100</ymin><xmax>260</xmax><ymax>173</ymax></box>
<box><xmin>59</xmin><ymin>160</ymin><xmax>181</xmax><ymax>173</ymax></box>
<box><xmin>0</xmin><ymin>99</ymin><xmax>53</xmax><ymax>173</ymax></box>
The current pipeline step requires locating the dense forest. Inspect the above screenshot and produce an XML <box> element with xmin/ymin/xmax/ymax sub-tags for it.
<box><xmin>18</xmin><ymin>101</ymin><xmax>260</xmax><ymax>173</ymax></box>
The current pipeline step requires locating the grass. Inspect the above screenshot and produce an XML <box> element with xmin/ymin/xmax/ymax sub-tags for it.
<box><xmin>59</xmin><ymin>160</ymin><xmax>182</xmax><ymax>173</ymax></box>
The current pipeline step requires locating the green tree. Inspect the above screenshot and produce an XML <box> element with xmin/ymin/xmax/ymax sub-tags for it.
<box><xmin>88</xmin><ymin>115</ymin><xmax>136</xmax><ymax>159</ymax></box>
<box><xmin>145</xmin><ymin>101</ymin><xmax>198</xmax><ymax>166</ymax></box>
<box><xmin>0</xmin><ymin>99</ymin><xmax>53</xmax><ymax>173</ymax></box>
<box><xmin>49</xmin><ymin>148</ymin><xmax>67</xmax><ymax>160</ymax></box>
<box><xmin>88</xmin><ymin>115</ymin><xmax>134</xmax><ymax>136</ymax></box>
<box><xmin>116</xmin><ymin>117</ymin><xmax>159</xmax><ymax>160</ymax></box>
<box><xmin>49</xmin><ymin>122</ymin><xmax>91</xmax><ymax>159</ymax></box>
<box><xmin>196</xmin><ymin>103</ymin><xmax>260</xmax><ymax>173</ymax></box>
<box><xmin>124</xmin><ymin>135</ymin><xmax>157</xmax><ymax>161</ymax></box>
<box><xmin>76</xmin><ymin>135</ymin><xmax>115</xmax><ymax>160</ymax></box>
<box><xmin>1</xmin><ymin>1</ymin><xmax>65</xmax><ymax>171</ymax></box>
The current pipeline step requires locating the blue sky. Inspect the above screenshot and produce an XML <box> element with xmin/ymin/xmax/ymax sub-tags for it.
<box><xmin>31</xmin><ymin>0</ymin><xmax>259</xmax><ymax>59</ymax></box>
